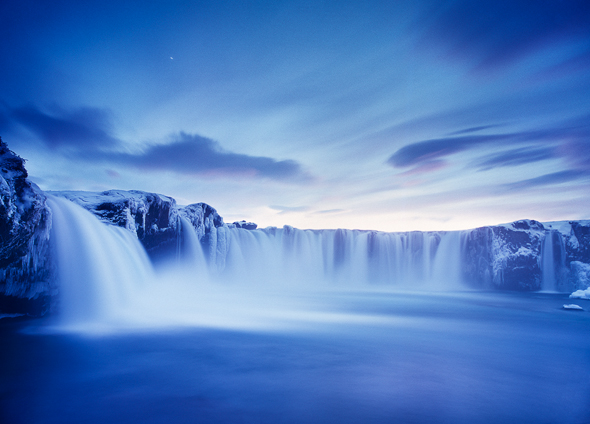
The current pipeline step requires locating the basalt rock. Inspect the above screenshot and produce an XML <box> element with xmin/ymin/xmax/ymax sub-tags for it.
<box><xmin>0</xmin><ymin>138</ymin><xmax>54</xmax><ymax>316</ymax></box>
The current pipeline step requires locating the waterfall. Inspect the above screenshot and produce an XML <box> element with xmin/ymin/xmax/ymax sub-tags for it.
<box><xmin>47</xmin><ymin>197</ymin><xmax>468</xmax><ymax>331</ymax></box>
<box><xmin>178</xmin><ymin>216</ymin><xmax>208</xmax><ymax>280</ymax></box>
<box><xmin>541</xmin><ymin>231</ymin><xmax>557</xmax><ymax>292</ymax></box>
<box><xmin>48</xmin><ymin>196</ymin><xmax>155</xmax><ymax>326</ymax></box>
<box><xmin>431</xmin><ymin>231</ymin><xmax>465</xmax><ymax>290</ymax></box>
<box><xmin>216</xmin><ymin>227</ymin><xmax>466</xmax><ymax>289</ymax></box>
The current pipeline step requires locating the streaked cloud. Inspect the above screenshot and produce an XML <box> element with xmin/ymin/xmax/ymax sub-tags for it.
<box><xmin>11</xmin><ymin>105</ymin><xmax>119</xmax><ymax>149</ymax></box>
<box><xmin>505</xmin><ymin>170</ymin><xmax>590</xmax><ymax>191</ymax></box>
<box><xmin>96</xmin><ymin>133</ymin><xmax>311</xmax><ymax>182</ymax></box>
<box><xmin>447</xmin><ymin>125</ymin><xmax>501</xmax><ymax>136</ymax></box>
<box><xmin>387</xmin><ymin>135</ymin><xmax>510</xmax><ymax>168</ymax></box>
<box><xmin>269</xmin><ymin>205</ymin><xmax>310</xmax><ymax>214</ymax></box>
<box><xmin>473</xmin><ymin>147</ymin><xmax>558</xmax><ymax>171</ymax></box>
<box><xmin>389</xmin><ymin>120</ymin><xmax>590</xmax><ymax>174</ymax></box>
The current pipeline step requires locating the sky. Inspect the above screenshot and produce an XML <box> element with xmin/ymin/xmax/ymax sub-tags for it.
<box><xmin>1</xmin><ymin>0</ymin><xmax>590</xmax><ymax>232</ymax></box>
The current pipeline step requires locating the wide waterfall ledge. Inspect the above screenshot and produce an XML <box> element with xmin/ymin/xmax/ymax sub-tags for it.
<box><xmin>36</xmin><ymin>195</ymin><xmax>588</xmax><ymax>333</ymax></box>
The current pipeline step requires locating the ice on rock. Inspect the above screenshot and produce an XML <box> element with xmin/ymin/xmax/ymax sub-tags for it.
<box><xmin>562</xmin><ymin>304</ymin><xmax>583</xmax><ymax>310</ymax></box>
<box><xmin>569</xmin><ymin>287</ymin><xmax>590</xmax><ymax>300</ymax></box>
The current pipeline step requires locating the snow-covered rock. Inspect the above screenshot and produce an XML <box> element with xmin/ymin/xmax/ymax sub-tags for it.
<box><xmin>51</xmin><ymin>190</ymin><xmax>180</xmax><ymax>260</ymax></box>
<box><xmin>179</xmin><ymin>203</ymin><xmax>224</xmax><ymax>241</ymax></box>
<box><xmin>229</xmin><ymin>220</ymin><xmax>257</xmax><ymax>230</ymax></box>
<box><xmin>568</xmin><ymin>261</ymin><xmax>590</xmax><ymax>291</ymax></box>
<box><xmin>0</xmin><ymin>138</ymin><xmax>55</xmax><ymax>316</ymax></box>
<box><xmin>462</xmin><ymin>220</ymin><xmax>546</xmax><ymax>290</ymax></box>
<box><xmin>569</xmin><ymin>287</ymin><xmax>590</xmax><ymax>300</ymax></box>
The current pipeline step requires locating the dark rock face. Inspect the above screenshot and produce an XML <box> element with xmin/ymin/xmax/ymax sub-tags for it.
<box><xmin>51</xmin><ymin>190</ymin><xmax>180</xmax><ymax>261</ymax></box>
<box><xmin>230</xmin><ymin>220</ymin><xmax>257</xmax><ymax>230</ymax></box>
<box><xmin>179</xmin><ymin>203</ymin><xmax>224</xmax><ymax>241</ymax></box>
<box><xmin>566</xmin><ymin>222</ymin><xmax>590</xmax><ymax>264</ymax></box>
<box><xmin>544</xmin><ymin>221</ymin><xmax>590</xmax><ymax>290</ymax></box>
<box><xmin>462</xmin><ymin>220</ymin><xmax>545</xmax><ymax>290</ymax></box>
<box><xmin>0</xmin><ymin>139</ymin><xmax>54</xmax><ymax>315</ymax></box>
<box><xmin>180</xmin><ymin>203</ymin><xmax>228</xmax><ymax>270</ymax></box>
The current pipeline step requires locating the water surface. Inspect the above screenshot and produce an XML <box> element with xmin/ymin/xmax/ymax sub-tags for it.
<box><xmin>1</xmin><ymin>291</ymin><xmax>589</xmax><ymax>424</ymax></box>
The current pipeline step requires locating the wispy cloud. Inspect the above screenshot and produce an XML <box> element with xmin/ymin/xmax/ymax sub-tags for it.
<box><xmin>447</xmin><ymin>125</ymin><xmax>501</xmax><ymax>136</ymax></box>
<box><xmin>473</xmin><ymin>146</ymin><xmax>557</xmax><ymax>171</ymax></box>
<box><xmin>269</xmin><ymin>205</ymin><xmax>309</xmax><ymax>214</ymax></box>
<box><xmin>504</xmin><ymin>170</ymin><xmax>590</xmax><ymax>191</ymax></box>
<box><xmin>387</xmin><ymin>134</ymin><xmax>510</xmax><ymax>168</ymax></box>
<box><xmin>314</xmin><ymin>208</ymin><xmax>345</xmax><ymax>214</ymax></box>
<box><xmin>389</xmin><ymin>120</ymin><xmax>590</xmax><ymax>174</ymax></box>
<box><xmin>11</xmin><ymin>105</ymin><xmax>119</xmax><ymax>149</ymax></box>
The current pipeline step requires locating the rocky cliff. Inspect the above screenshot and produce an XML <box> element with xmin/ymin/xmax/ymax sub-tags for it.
<box><xmin>0</xmin><ymin>139</ymin><xmax>54</xmax><ymax>316</ymax></box>
<box><xmin>462</xmin><ymin>220</ymin><xmax>547</xmax><ymax>291</ymax></box>
<box><xmin>51</xmin><ymin>190</ymin><xmax>181</xmax><ymax>261</ymax></box>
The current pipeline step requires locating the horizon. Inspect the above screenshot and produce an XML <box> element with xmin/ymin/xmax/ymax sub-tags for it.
<box><xmin>41</xmin><ymin>185</ymin><xmax>586</xmax><ymax>233</ymax></box>
<box><xmin>1</xmin><ymin>1</ymin><xmax>590</xmax><ymax>232</ymax></box>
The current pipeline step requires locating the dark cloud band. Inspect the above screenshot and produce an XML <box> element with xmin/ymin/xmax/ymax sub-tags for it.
<box><xmin>100</xmin><ymin>133</ymin><xmax>309</xmax><ymax>182</ymax></box>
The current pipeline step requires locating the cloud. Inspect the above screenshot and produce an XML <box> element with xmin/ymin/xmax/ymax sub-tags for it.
<box><xmin>397</xmin><ymin>159</ymin><xmax>447</xmax><ymax>176</ymax></box>
<box><xmin>387</xmin><ymin>134</ymin><xmax>509</xmax><ymax>168</ymax></box>
<box><xmin>315</xmin><ymin>209</ymin><xmax>345</xmax><ymax>215</ymax></box>
<box><xmin>473</xmin><ymin>146</ymin><xmax>558</xmax><ymax>171</ymax></box>
<box><xmin>388</xmin><ymin>120</ymin><xmax>590</xmax><ymax>172</ymax></box>
<box><xmin>4</xmin><ymin>102</ymin><xmax>310</xmax><ymax>183</ymax></box>
<box><xmin>422</xmin><ymin>0</ymin><xmax>590</xmax><ymax>71</ymax></box>
<box><xmin>504</xmin><ymin>170</ymin><xmax>590</xmax><ymax>191</ymax></box>
<box><xmin>447</xmin><ymin>125</ymin><xmax>501</xmax><ymax>136</ymax></box>
<box><xmin>269</xmin><ymin>205</ymin><xmax>309</xmax><ymax>214</ymax></box>
<box><xmin>11</xmin><ymin>105</ymin><xmax>119</xmax><ymax>149</ymax></box>
<box><xmin>93</xmin><ymin>133</ymin><xmax>311</xmax><ymax>182</ymax></box>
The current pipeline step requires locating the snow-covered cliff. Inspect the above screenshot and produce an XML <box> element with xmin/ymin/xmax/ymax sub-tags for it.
<box><xmin>51</xmin><ymin>190</ymin><xmax>181</xmax><ymax>261</ymax></box>
<box><xmin>0</xmin><ymin>138</ymin><xmax>54</xmax><ymax>316</ymax></box>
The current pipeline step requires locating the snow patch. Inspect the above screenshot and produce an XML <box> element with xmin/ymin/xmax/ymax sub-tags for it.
<box><xmin>562</xmin><ymin>304</ymin><xmax>583</xmax><ymax>310</ymax></box>
<box><xmin>569</xmin><ymin>287</ymin><xmax>590</xmax><ymax>300</ymax></box>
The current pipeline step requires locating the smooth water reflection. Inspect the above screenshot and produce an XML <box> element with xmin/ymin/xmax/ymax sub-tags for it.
<box><xmin>1</xmin><ymin>291</ymin><xmax>590</xmax><ymax>424</ymax></box>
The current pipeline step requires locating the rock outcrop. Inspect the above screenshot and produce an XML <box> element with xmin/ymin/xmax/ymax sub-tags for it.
<box><xmin>229</xmin><ymin>220</ymin><xmax>257</xmax><ymax>230</ymax></box>
<box><xmin>51</xmin><ymin>190</ymin><xmax>181</xmax><ymax>261</ymax></box>
<box><xmin>179</xmin><ymin>203</ymin><xmax>228</xmax><ymax>270</ymax></box>
<box><xmin>462</xmin><ymin>220</ymin><xmax>546</xmax><ymax>290</ymax></box>
<box><xmin>0</xmin><ymin>138</ymin><xmax>54</xmax><ymax>316</ymax></box>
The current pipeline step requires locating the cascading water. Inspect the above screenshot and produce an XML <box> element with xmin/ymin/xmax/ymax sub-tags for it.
<box><xmin>541</xmin><ymin>231</ymin><xmax>557</xmax><ymax>292</ymax></box>
<box><xmin>217</xmin><ymin>226</ymin><xmax>466</xmax><ymax>289</ymax></box>
<box><xmin>48</xmin><ymin>196</ymin><xmax>155</xmax><ymax>327</ymax></box>
<box><xmin>540</xmin><ymin>230</ymin><xmax>567</xmax><ymax>292</ymax></box>
<box><xmin>48</xmin><ymin>196</ymin><xmax>468</xmax><ymax>331</ymax></box>
<box><xmin>178</xmin><ymin>216</ymin><xmax>208</xmax><ymax>279</ymax></box>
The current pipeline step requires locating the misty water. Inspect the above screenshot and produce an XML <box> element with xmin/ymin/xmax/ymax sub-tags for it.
<box><xmin>1</xmin><ymin>198</ymin><xmax>589</xmax><ymax>423</ymax></box>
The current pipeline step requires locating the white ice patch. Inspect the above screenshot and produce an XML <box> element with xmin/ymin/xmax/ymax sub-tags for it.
<box><xmin>570</xmin><ymin>287</ymin><xmax>590</xmax><ymax>300</ymax></box>
<box><xmin>562</xmin><ymin>304</ymin><xmax>583</xmax><ymax>310</ymax></box>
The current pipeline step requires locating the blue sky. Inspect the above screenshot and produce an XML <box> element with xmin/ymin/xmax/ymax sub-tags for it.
<box><xmin>1</xmin><ymin>0</ymin><xmax>590</xmax><ymax>231</ymax></box>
